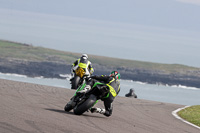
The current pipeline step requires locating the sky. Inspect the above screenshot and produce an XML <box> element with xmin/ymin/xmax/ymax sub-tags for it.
<box><xmin>0</xmin><ymin>0</ymin><xmax>200</xmax><ymax>67</ymax></box>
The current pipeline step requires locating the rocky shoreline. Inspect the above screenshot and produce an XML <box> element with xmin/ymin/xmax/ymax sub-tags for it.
<box><xmin>1</xmin><ymin>58</ymin><xmax>200</xmax><ymax>88</ymax></box>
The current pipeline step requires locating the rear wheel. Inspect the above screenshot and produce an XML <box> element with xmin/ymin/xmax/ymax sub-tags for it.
<box><xmin>74</xmin><ymin>94</ymin><xmax>97</xmax><ymax>115</ymax></box>
<box><xmin>71</xmin><ymin>76</ymin><xmax>80</xmax><ymax>89</ymax></box>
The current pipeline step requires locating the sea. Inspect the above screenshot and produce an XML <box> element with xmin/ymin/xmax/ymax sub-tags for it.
<box><xmin>1</xmin><ymin>72</ymin><xmax>200</xmax><ymax>106</ymax></box>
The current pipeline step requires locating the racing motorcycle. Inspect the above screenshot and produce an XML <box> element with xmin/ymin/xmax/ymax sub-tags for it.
<box><xmin>64</xmin><ymin>79</ymin><xmax>109</xmax><ymax>115</ymax></box>
<box><xmin>70</xmin><ymin>66</ymin><xmax>91</xmax><ymax>90</ymax></box>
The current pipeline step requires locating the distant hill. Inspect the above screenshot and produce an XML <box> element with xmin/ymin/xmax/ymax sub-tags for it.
<box><xmin>0</xmin><ymin>40</ymin><xmax>200</xmax><ymax>88</ymax></box>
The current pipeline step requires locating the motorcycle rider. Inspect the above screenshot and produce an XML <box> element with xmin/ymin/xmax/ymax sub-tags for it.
<box><xmin>125</xmin><ymin>88</ymin><xmax>137</xmax><ymax>98</ymax></box>
<box><xmin>89</xmin><ymin>71</ymin><xmax>121</xmax><ymax>117</ymax></box>
<box><xmin>71</xmin><ymin>54</ymin><xmax>94</xmax><ymax>78</ymax></box>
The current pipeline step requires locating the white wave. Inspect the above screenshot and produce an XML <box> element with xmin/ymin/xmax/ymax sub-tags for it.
<box><xmin>59</xmin><ymin>74</ymin><xmax>70</xmax><ymax>78</ymax></box>
<box><xmin>0</xmin><ymin>72</ymin><xmax>27</xmax><ymax>78</ymax></box>
<box><xmin>120</xmin><ymin>79</ymin><xmax>133</xmax><ymax>82</ymax></box>
<box><xmin>60</xmin><ymin>74</ymin><xmax>72</xmax><ymax>80</ymax></box>
<box><xmin>34</xmin><ymin>76</ymin><xmax>44</xmax><ymax>79</ymax></box>
<box><xmin>135</xmin><ymin>81</ymin><xmax>147</xmax><ymax>85</ymax></box>
<box><xmin>171</xmin><ymin>84</ymin><xmax>200</xmax><ymax>90</ymax></box>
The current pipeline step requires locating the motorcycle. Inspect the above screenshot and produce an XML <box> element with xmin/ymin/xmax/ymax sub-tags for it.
<box><xmin>70</xmin><ymin>66</ymin><xmax>91</xmax><ymax>90</ymax></box>
<box><xmin>64</xmin><ymin>79</ymin><xmax>109</xmax><ymax>115</ymax></box>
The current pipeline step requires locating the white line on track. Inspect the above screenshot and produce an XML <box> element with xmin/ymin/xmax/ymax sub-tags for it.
<box><xmin>172</xmin><ymin>106</ymin><xmax>200</xmax><ymax>130</ymax></box>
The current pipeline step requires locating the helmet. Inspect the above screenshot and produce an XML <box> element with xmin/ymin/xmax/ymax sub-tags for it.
<box><xmin>81</xmin><ymin>54</ymin><xmax>88</xmax><ymax>60</ymax></box>
<box><xmin>109</xmin><ymin>71</ymin><xmax>121</xmax><ymax>79</ymax></box>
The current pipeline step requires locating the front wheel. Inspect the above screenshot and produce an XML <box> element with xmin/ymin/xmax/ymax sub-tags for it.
<box><xmin>64</xmin><ymin>103</ymin><xmax>73</xmax><ymax>112</ymax></box>
<box><xmin>74</xmin><ymin>94</ymin><xmax>97</xmax><ymax>115</ymax></box>
<box><xmin>71</xmin><ymin>76</ymin><xmax>80</xmax><ymax>89</ymax></box>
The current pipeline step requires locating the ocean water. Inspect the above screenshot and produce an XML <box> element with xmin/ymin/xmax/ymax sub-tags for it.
<box><xmin>0</xmin><ymin>73</ymin><xmax>200</xmax><ymax>106</ymax></box>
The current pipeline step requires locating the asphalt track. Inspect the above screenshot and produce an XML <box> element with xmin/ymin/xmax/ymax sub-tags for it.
<box><xmin>0</xmin><ymin>79</ymin><xmax>199</xmax><ymax>133</ymax></box>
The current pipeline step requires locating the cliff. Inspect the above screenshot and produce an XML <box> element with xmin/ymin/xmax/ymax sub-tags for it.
<box><xmin>0</xmin><ymin>40</ymin><xmax>200</xmax><ymax>88</ymax></box>
<box><xmin>1</xmin><ymin>57</ymin><xmax>200</xmax><ymax>88</ymax></box>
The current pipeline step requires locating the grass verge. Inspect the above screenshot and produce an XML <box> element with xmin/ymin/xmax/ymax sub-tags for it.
<box><xmin>178</xmin><ymin>105</ymin><xmax>200</xmax><ymax>127</ymax></box>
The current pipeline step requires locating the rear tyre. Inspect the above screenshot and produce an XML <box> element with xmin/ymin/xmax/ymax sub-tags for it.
<box><xmin>71</xmin><ymin>76</ymin><xmax>80</xmax><ymax>89</ymax></box>
<box><xmin>74</xmin><ymin>94</ymin><xmax>97</xmax><ymax>115</ymax></box>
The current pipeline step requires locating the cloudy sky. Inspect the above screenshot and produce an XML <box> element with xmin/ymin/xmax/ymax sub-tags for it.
<box><xmin>0</xmin><ymin>0</ymin><xmax>200</xmax><ymax>67</ymax></box>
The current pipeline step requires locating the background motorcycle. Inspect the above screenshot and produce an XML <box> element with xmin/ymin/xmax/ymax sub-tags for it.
<box><xmin>70</xmin><ymin>67</ymin><xmax>91</xmax><ymax>90</ymax></box>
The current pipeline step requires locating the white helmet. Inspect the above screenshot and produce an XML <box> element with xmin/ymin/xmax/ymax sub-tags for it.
<box><xmin>82</xmin><ymin>54</ymin><xmax>88</xmax><ymax>60</ymax></box>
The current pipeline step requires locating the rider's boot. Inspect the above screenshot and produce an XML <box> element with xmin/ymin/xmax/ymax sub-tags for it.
<box><xmin>90</xmin><ymin>107</ymin><xmax>106</xmax><ymax>114</ymax></box>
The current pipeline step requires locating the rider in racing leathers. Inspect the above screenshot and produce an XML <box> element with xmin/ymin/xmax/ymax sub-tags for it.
<box><xmin>71</xmin><ymin>54</ymin><xmax>94</xmax><ymax>78</ymax></box>
<box><xmin>89</xmin><ymin>71</ymin><xmax>121</xmax><ymax>117</ymax></box>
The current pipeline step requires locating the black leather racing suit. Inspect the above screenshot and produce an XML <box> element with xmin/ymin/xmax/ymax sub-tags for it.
<box><xmin>91</xmin><ymin>75</ymin><xmax>120</xmax><ymax>117</ymax></box>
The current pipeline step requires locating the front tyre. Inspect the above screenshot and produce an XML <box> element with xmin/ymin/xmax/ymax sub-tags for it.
<box><xmin>71</xmin><ymin>76</ymin><xmax>80</xmax><ymax>89</ymax></box>
<box><xmin>74</xmin><ymin>94</ymin><xmax>97</xmax><ymax>115</ymax></box>
<box><xmin>64</xmin><ymin>103</ymin><xmax>73</xmax><ymax>112</ymax></box>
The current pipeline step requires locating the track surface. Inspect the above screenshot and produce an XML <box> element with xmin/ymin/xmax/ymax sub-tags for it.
<box><xmin>0</xmin><ymin>79</ymin><xmax>199</xmax><ymax>133</ymax></box>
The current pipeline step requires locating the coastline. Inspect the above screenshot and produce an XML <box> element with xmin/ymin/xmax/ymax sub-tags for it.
<box><xmin>1</xmin><ymin>40</ymin><xmax>200</xmax><ymax>88</ymax></box>
<box><xmin>1</xmin><ymin>72</ymin><xmax>200</xmax><ymax>90</ymax></box>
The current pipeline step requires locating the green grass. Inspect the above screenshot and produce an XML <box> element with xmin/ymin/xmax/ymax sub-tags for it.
<box><xmin>0</xmin><ymin>40</ymin><xmax>80</xmax><ymax>63</ymax></box>
<box><xmin>178</xmin><ymin>105</ymin><xmax>200</xmax><ymax>127</ymax></box>
<box><xmin>0</xmin><ymin>39</ymin><xmax>200</xmax><ymax>76</ymax></box>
